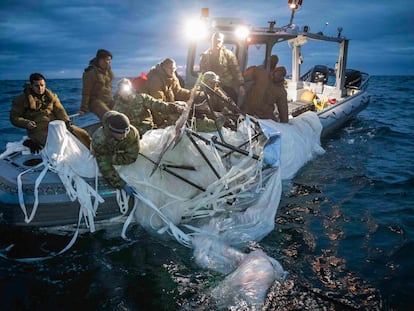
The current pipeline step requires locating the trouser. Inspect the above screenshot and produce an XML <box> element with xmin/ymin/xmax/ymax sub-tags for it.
<box><xmin>71</xmin><ymin>125</ymin><xmax>92</xmax><ymax>148</ymax></box>
<box><xmin>272</xmin><ymin>87</ymin><xmax>288</xmax><ymax>123</ymax></box>
<box><xmin>28</xmin><ymin>124</ymin><xmax>91</xmax><ymax>150</ymax></box>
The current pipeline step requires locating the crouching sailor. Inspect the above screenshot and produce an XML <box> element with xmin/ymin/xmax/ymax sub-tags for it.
<box><xmin>91</xmin><ymin>111</ymin><xmax>139</xmax><ymax>195</ymax></box>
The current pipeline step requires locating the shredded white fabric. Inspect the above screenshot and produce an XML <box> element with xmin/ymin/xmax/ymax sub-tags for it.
<box><xmin>2</xmin><ymin>113</ymin><xmax>325</xmax><ymax>308</ymax></box>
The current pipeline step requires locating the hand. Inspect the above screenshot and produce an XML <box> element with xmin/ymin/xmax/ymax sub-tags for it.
<box><xmin>77</xmin><ymin>110</ymin><xmax>85</xmax><ymax>116</ymax></box>
<box><xmin>23</xmin><ymin>139</ymin><xmax>43</xmax><ymax>154</ymax></box>
<box><xmin>171</xmin><ymin>101</ymin><xmax>186</xmax><ymax>113</ymax></box>
<box><xmin>26</xmin><ymin>121</ymin><xmax>37</xmax><ymax>129</ymax></box>
<box><xmin>65</xmin><ymin>120</ymin><xmax>74</xmax><ymax>133</ymax></box>
<box><xmin>123</xmin><ymin>184</ymin><xmax>136</xmax><ymax>196</ymax></box>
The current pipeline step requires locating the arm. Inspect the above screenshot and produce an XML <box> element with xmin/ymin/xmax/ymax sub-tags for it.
<box><xmin>226</xmin><ymin>49</ymin><xmax>244</xmax><ymax>86</ymax></box>
<box><xmin>80</xmin><ymin>69</ymin><xmax>96</xmax><ymax>113</ymax></box>
<box><xmin>171</xmin><ymin>76</ymin><xmax>191</xmax><ymax>101</ymax></box>
<box><xmin>141</xmin><ymin>93</ymin><xmax>184</xmax><ymax>115</ymax></box>
<box><xmin>145</xmin><ymin>75</ymin><xmax>167</xmax><ymax>101</ymax></box>
<box><xmin>199</xmin><ymin>52</ymin><xmax>209</xmax><ymax>73</ymax></box>
<box><xmin>48</xmin><ymin>90</ymin><xmax>70</xmax><ymax>122</ymax></box>
<box><xmin>10</xmin><ymin>94</ymin><xmax>31</xmax><ymax>129</ymax></box>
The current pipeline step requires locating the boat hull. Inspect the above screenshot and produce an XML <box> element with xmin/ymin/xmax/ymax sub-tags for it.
<box><xmin>318</xmin><ymin>90</ymin><xmax>370</xmax><ymax>137</ymax></box>
<box><xmin>0</xmin><ymin>152</ymin><xmax>125</xmax><ymax>227</ymax></box>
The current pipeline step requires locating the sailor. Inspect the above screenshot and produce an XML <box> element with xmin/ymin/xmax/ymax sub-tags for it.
<box><xmin>78</xmin><ymin>49</ymin><xmax>115</xmax><ymax>119</ymax></box>
<box><xmin>10</xmin><ymin>72</ymin><xmax>91</xmax><ymax>153</ymax></box>
<box><xmin>269</xmin><ymin>54</ymin><xmax>288</xmax><ymax>123</ymax></box>
<box><xmin>199</xmin><ymin>32</ymin><xmax>245</xmax><ymax>104</ymax></box>
<box><xmin>200</xmin><ymin>71</ymin><xmax>239</xmax><ymax>114</ymax></box>
<box><xmin>242</xmin><ymin>58</ymin><xmax>288</xmax><ymax>123</ymax></box>
<box><xmin>91</xmin><ymin>111</ymin><xmax>140</xmax><ymax>195</ymax></box>
<box><xmin>142</xmin><ymin>58</ymin><xmax>191</xmax><ymax>101</ymax></box>
<box><xmin>113</xmin><ymin>78</ymin><xmax>186</xmax><ymax>134</ymax></box>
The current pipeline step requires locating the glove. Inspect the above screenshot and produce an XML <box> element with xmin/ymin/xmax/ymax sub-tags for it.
<box><xmin>123</xmin><ymin>184</ymin><xmax>136</xmax><ymax>196</ymax></box>
<box><xmin>23</xmin><ymin>139</ymin><xmax>43</xmax><ymax>154</ymax></box>
<box><xmin>65</xmin><ymin>120</ymin><xmax>74</xmax><ymax>133</ymax></box>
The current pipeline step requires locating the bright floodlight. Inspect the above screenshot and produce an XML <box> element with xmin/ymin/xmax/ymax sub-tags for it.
<box><xmin>234</xmin><ymin>26</ymin><xmax>249</xmax><ymax>40</ymax></box>
<box><xmin>185</xmin><ymin>18</ymin><xmax>208</xmax><ymax>41</ymax></box>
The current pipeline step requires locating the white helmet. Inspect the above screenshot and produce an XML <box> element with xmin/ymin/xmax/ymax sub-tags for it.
<box><xmin>117</xmin><ymin>78</ymin><xmax>133</xmax><ymax>93</ymax></box>
<box><xmin>203</xmin><ymin>71</ymin><xmax>220</xmax><ymax>84</ymax></box>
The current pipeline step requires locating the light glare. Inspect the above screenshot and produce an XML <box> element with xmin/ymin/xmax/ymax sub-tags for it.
<box><xmin>185</xmin><ymin>18</ymin><xmax>208</xmax><ymax>41</ymax></box>
<box><xmin>235</xmin><ymin>26</ymin><xmax>249</xmax><ymax>40</ymax></box>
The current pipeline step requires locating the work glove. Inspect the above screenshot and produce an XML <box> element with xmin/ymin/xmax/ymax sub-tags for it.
<box><xmin>65</xmin><ymin>120</ymin><xmax>74</xmax><ymax>133</ymax></box>
<box><xmin>23</xmin><ymin>139</ymin><xmax>43</xmax><ymax>154</ymax></box>
<box><xmin>123</xmin><ymin>184</ymin><xmax>136</xmax><ymax>196</ymax></box>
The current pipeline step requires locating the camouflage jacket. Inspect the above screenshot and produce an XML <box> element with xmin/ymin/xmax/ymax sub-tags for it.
<box><xmin>113</xmin><ymin>93</ymin><xmax>185</xmax><ymax>133</ymax></box>
<box><xmin>199</xmin><ymin>47</ymin><xmax>244</xmax><ymax>88</ymax></box>
<box><xmin>91</xmin><ymin>112</ymin><xmax>140</xmax><ymax>189</ymax></box>
<box><xmin>195</xmin><ymin>84</ymin><xmax>238</xmax><ymax>115</ymax></box>
<box><xmin>80</xmin><ymin>58</ymin><xmax>114</xmax><ymax>113</ymax></box>
<box><xmin>142</xmin><ymin>63</ymin><xmax>190</xmax><ymax>102</ymax></box>
<box><xmin>10</xmin><ymin>85</ymin><xmax>70</xmax><ymax>145</ymax></box>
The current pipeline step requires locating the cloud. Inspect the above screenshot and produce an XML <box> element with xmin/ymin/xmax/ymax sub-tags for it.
<box><xmin>0</xmin><ymin>0</ymin><xmax>412</xmax><ymax>80</ymax></box>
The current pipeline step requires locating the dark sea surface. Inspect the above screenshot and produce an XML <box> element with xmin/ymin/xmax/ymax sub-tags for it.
<box><xmin>0</xmin><ymin>76</ymin><xmax>413</xmax><ymax>310</ymax></box>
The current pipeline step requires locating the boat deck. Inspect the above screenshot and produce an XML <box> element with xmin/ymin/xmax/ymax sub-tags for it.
<box><xmin>287</xmin><ymin>100</ymin><xmax>314</xmax><ymax>117</ymax></box>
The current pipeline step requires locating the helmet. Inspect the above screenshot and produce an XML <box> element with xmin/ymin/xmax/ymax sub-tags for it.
<box><xmin>203</xmin><ymin>71</ymin><xmax>220</xmax><ymax>84</ymax></box>
<box><xmin>117</xmin><ymin>78</ymin><xmax>133</xmax><ymax>94</ymax></box>
<box><xmin>108</xmin><ymin>112</ymin><xmax>130</xmax><ymax>134</ymax></box>
<box><xmin>118</xmin><ymin>77</ymin><xmax>132</xmax><ymax>88</ymax></box>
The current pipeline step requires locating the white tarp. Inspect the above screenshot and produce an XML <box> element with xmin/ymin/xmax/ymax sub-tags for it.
<box><xmin>259</xmin><ymin>111</ymin><xmax>325</xmax><ymax>179</ymax></box>
<box><xmin>116</xmin><ymin>113</ymin><xmax>323</xmax><ymax>308</ymax></box>
<box><xmin>1</xmin><ymin>113</ymin><xmax>324</xmax><ymax>308</ymax></box>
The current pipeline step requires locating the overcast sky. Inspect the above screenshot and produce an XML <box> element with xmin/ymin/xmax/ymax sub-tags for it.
<box><xmin>0</xmin><ymin>0</ymin><xmax>413</xmax><ymax>80</ymax></box>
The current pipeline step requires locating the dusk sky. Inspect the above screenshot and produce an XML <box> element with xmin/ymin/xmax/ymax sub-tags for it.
<box><xmin>1</xmin><ymin>0</ymin><xmax>413</xmax><ymax>80</ymax></box>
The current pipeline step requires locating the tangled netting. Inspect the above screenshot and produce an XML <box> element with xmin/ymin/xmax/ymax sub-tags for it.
<box><xmin>1</xmin><ymin>111</ymin><xmax>324</xmax><ymax>308</ymax></box>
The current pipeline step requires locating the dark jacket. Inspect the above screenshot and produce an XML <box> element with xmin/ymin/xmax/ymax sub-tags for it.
<box><xmin>80</xmin><ymin>58</ymin><xmax>114</xmax><ymax>113</ymax></box>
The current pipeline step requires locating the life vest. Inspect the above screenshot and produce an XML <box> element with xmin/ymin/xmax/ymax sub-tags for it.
<box><xmin>132</xmin><ymin>72</ymin><xmax>148</xmax><ymax>93</ymax></box>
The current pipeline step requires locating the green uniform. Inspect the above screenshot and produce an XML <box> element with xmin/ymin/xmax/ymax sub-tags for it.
<box><xmin>113</xmin><ymin>92</ymin><xmax>185</xmax><ymax>133</ymax></box>
<box><xmin>200</xmin><ymin>47</ymin><xmax>244</xmax><ymax>90</ymax></box>
<box><xmin>91</xmin><ymin>111</ymin><xmax>140</xmax><ymax>189</ymax></box>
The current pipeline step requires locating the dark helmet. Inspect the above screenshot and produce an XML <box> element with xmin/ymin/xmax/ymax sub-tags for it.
<box><xmin>107</xmin><ymin>112</ymin><xmax>130</xmax><ymax>134</ymax></box>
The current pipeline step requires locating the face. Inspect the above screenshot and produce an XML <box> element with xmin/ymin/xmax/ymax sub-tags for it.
<box><xmin>31</xmin><ymin>79</ymin><xmax>46</xmax><ymax>95</ymax></box>
<box><xmin>205</xmin><ymin>79</ymin><xmax>218</xmax><ymax>89</ymax></box>
<box><xmin>98</xmin><ymin>56</ymin><xmax>112</xmax><ymax>69</ymax></box>
<box><xmin>163</xmin><ymin>62</ymin><xmax>177</xmax><ymax>77</ymax></box>
<box><xmin>111</xmin><ymin>128</ymin><xmax>130</xmax><ymax>141</ymax></box>
<box><xmin>213</xmin><ymin>36</ymin><xmax>223</xmax><ymax>50</ymax></box>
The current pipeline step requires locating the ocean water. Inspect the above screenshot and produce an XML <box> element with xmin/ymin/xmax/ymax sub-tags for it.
<box><xmin>0</xmin><ymin>76</ymin><xmax>413</xmax><ymax>310</ymax></box>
